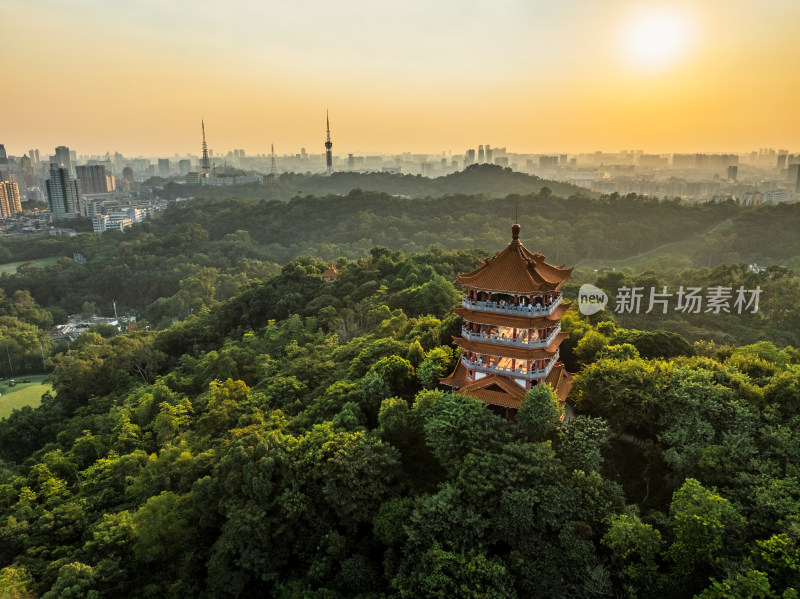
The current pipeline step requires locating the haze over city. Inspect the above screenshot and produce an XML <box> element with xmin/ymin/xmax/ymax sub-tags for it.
<box><xmin>4</xmin><ymin>2</ymin><xmax>800</xmax><ymax>598</ymax></box>
<box><xmin>4</xmin><ymin>0</ymin><xmax>799</xmax><ymax>156</ymax></box>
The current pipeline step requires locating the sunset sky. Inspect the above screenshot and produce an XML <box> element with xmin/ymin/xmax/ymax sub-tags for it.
<box><xmin>3</xmin><ymin>0</ymin><xmax>799</xmax><ymax>157</ymax></box>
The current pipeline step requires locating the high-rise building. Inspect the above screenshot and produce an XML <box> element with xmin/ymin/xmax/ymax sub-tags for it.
<box><xmin>485</xmin><ymin>145</ymin><xmax>493</xmax><ymax>164</ymax></box>
<box><xmin>178</xmin><ymin>159</ymin><xmax>191</xmax><ymax>175</ymax></box>
<box><xmin>777</xmin><ymin>153</ymin><xmax>788</xmax><ymax>170</ymax></box>
<box><xmin>122</xmin><ymin>166</ymin><xmax>134</xmax><ymax>192</ymax></box>
<box><xmin>440</xmin><ymin>223</ymin><xmax>573</xmax><ymax>416</ymax></box>
<box><xmin>20</xmin><ymin>155</ymin><xmax>33</xmax><ymax>189</ymax></box>
<box><xmin>76</xmin><ymin>165</ymin><xmax>114</xmax><ymax>194</ymax></box>
<box><xmin>158</xmin><ymin>158</ymin><xmax>170</xmax><ymax>177</ymax></box>
<box><xmin>539</xmin><ymin>155</ymin><xmax>558</xmax><ymax>169</ymax></box>
<box><xmin>478</xmin><ymin>145</ymin><xmax>485</xmax><ymax>163</ymax></box>
<box><xmin>0</xmin><ymin>145</ymin><xmax>8</xmax><ymax>180</ymax></box>
<box><xmin>325</xmin><ymin>111</ymin><xmax>333</xmax><ymax>173</ymax></box>
<box><xmin>465</xmin><ymin>149</ymin><xmax>476</xmax><ymax>166</ymax></box>
<box><xmin>790</xmin><ymin>164</ymin><xmax>800</xmax><ymax>193</ymax></box>
<box><xmin>727</xmin><ymin>165</ymin><xmax>738</xmax><ymax>181</ymax></box>
<box><xmin>0</xmin><ymin>181</ymin><xmax>22</xmax><ymax>217</ymax></box>
<box><xmin>54</xmin><ymin>146</ymin><xmax>73</xmax><ymax>176</ymax></box>
<box><xmin>46</xmin><ymin>164</ymin><xmax>79</xmax><ymax>217</ymax></box>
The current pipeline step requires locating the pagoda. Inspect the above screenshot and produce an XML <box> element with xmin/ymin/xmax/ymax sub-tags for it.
<box><xmin>322</xmin><ymin>265</ymin><xmax>339</xmax><ymax>283</ymax></box>
<box><xmin>441</xmin><ymin>223</ymin><xmax>574</xmax><ymax>416</ymax></box>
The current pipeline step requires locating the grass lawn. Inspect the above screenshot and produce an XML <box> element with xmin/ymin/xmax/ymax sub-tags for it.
<box><xmin>0</xmin><ymin>375</ymin><xmax>52</xmax><ymax>419</ymax></box>
<box><xmin>0</xmin><ymin>255</ymin><xmax>64</xmax><ymax>275</ymax></box>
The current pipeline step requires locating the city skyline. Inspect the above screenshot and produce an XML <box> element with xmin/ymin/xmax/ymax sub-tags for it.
<box><xmin>4</xmin><ymin>0</ymin><xmax>800</xmax><ymax>156</ymax></box>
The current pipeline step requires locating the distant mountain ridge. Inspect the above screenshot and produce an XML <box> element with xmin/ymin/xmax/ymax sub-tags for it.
<box><xmin>156</xmin><ymin>163</ymin><xmax>597</xmax><ymax>201</ymax></box>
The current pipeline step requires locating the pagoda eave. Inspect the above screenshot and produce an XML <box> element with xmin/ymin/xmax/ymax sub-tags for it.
<box><xmin>454</xmin><ymin>277</ymin><xmax>566</xmax><ymax>296</ymax></box>
<box><xmin>440</xmin><ymin>360</ymin><xmax>574</xmax><ymax>409</ymax></box>
<box><xmin>453</xmin><ymin>303</ymin><xmax>570</xmax><ymax>328</ymax></box>
<box><xmin>453</xmin><ymin>332</ymin><xmax>569</xmax><ymax>361</ymax></box>
<box><xmin>454</xmin><ymin>238</ymin><xmax>572</xmax><ymax>296</ymax></box>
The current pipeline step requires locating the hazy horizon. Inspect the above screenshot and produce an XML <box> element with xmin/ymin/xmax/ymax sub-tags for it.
<box><xmin>4</xmin><ymin>0</ymin><xmax>799</xmax><ymax>156</ymax></box>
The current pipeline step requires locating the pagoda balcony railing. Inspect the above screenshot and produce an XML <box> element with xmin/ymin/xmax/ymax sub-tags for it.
<box><xmin>461</xmin><ymin>294</ymin><xmax>562</xmax><ymax>317</ymax></box>
<box><xmin>460</xmin><ymin>352</ymin><xmax>558</xmax><ymax>380</ymax></box>
<box><xmin>460</xmin><ymin>325</ymin><xmax>560</xmax><ymax>349</ymax></box>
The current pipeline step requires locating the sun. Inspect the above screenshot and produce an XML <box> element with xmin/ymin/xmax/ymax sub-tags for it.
<box><xmin>621</xmin><ymin>7</ymin><xmax>697</xmax><ymax>71</ymax></box>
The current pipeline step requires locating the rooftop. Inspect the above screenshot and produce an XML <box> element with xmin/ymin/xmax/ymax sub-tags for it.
<box><xmin>441</xmin><ymin>360</ymin><xmax>573</xmax><ymax>410</ymax></box>
<box><xmin>456</xmin><ymin>223</ymin><xmax>572</xmax><ymax>295</ymax></box>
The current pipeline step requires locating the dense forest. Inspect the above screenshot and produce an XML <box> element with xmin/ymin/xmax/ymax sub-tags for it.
<box><xmin>0</xmin><ymin>188</ymin><xmax>797</xmax><ymax>350</ymax></box>
<box><xmin>0</xmin><ymin>249</ymin><xmax>798</xmax><ymax>597</ymax></box>
<box><xmin>0</xmin><ymin>179</ymin><xmax>798</xmax><ymax>596</ymax></box>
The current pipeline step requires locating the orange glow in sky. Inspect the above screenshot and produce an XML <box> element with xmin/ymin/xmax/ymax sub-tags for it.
<box><xmin>3</xmin><ymin>0</ymin><xmax>799</xmax><ymax>156</ymax></box>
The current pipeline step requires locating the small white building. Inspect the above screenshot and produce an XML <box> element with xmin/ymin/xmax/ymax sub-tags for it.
<box><xmin>93</xmin><ymin>214</ymin><xmax>133</xmax><ymax>233</ymax></box>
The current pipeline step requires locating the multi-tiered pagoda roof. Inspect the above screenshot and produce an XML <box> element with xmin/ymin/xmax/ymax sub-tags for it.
<box><xmin>441</xmin><ymin>224</ymin><xmax>573</xmax><ymax>414</ymax></box>
<box><xmin>455</xmin><ymin>225</ymin><xmax>572</xmax><ymax>294</ymax></box>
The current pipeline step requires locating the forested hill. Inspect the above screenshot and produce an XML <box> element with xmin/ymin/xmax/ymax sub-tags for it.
<box><xmin>6</xmin><ymin>190</ymin><xmax>746</xmax><ymax>270</ymax></box>
<box><xmin>0</xmin><ymin>250</ymin><xmax>799</xmax><ymax>597</ymax></box>
<box><xmin>0</xmin><ymin>193</ymin><xmax>798</xmax><ymax>345</ymax></box>
<box><xmin>154</xmin><ymin>163</ymin><xmax>597</xmax><ymax>202</ymax></box>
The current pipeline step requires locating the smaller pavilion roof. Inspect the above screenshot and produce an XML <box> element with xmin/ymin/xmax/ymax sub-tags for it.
<box><xmin>322</xmin><ymin>265</ymin><xmax>339</xmax><ymax>281</ymax></box>
<box><xmin>440</xmin><ymin>359</ymin><xmax>574</xmax><ymax>409</ymax></box>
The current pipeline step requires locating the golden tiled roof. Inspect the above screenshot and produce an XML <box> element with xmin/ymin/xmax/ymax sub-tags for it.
<box><xmin>545</xmin><ymin>363</ymin><xmax>574</xmax><ymax>402</ymax></box>
<box><xmin>439</xmin><ymin>358</ymin><xmax>471</xmax><ymax>388</ymax></box>
<box><xmin>460</xmin><ymin>374</ymin><xmax>527</xmax><ymax>403</ymax></box>
<box><xmin>456</xmin><ymin>224</ymin><xmax>572</xmax><ymax>295</ymax></box>
<box><xmin>460</xmin><ymin>386</ymin><xmax>526</xmax><ymax>409</ymax></box>
<box><xmin>322</xmin><ymin>265</ymin><xmax>339</xmax><ymax>280</ymax></box>
<box><xmin>440</xmin><ymin>360</ymin><xmax>574</xmax><ymax>410</ymax></box>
